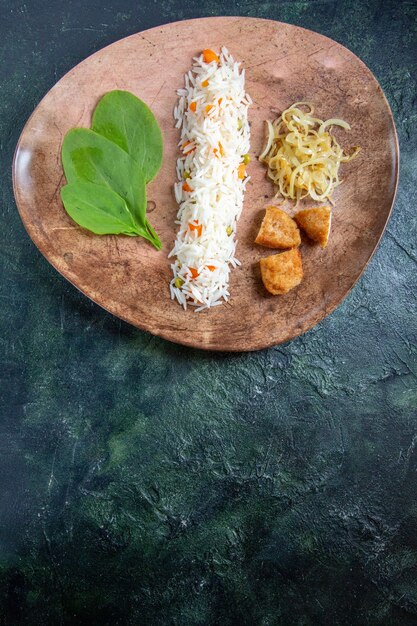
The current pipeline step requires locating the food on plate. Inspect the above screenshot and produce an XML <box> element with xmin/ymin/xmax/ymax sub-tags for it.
<box><xmin>170</xmin><ymin>48</ymin><xmax>252</xmax><ymax>311</ymax></box>
<box><xmin>259</xmin><ymin>102</ymin><xmax>360</xmax><ymax>203</ymax></box>
<box><xmin>260</xmin><ymin>248</ymin><xmax>303</xmax><ymax>295</ymax></box>
<box><xmin>92</xmin><ymin>90</ymin><xmax>163</xmax><ymax>183</ymax></box>
<box><xmin>295</xmin><ymin>206</ymin><xmax>332</xmax><ymax>248</ymax></box>
<box><xmin>60</xmin><ymin>90</ymin><xmax>163</xmax><ymax>249</ymax></box>
<box><xmin>61</xmin><ymin>181</ymin><xmax>147</xmax><ymax>236</ymax></box>
<box><xmin>255</xmin><ymin>205</ymin><xmax>301</xmax><ymax>249</ymax></box>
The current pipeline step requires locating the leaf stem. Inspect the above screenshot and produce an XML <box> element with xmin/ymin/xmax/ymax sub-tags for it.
<box><xmin>145</xmin><ymin>220</ymin><xmax>163</xmax><ymax>250</ymax></box>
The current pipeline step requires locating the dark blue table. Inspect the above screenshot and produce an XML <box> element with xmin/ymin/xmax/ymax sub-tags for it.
<box><xmin>1</xmin><ymin>1</ymin><xmax>417</xmax><ymax>624</ymax></box>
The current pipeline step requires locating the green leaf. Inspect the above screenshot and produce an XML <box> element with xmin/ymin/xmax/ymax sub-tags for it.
<box><xmin>61</xmin><ymin>181</ymin><xmax>162</xmax><ymax>250</ymax></box>
<box><xmin>61</xmin><ymin>181</ymin><xmax>142</xmax><ymax>235</ymax></box>
<box><xmin>60</xmin><ymin>92</ymin><xmax>164</xmax><ymax>250</ymax></box>
<box><xmin>91</xmin><ymin>90</ymin><xmax>163</xmax><ymax>183</ymax></box>
<box><xmin>62</xmin><ymin>128</ymin><xmax>147</xmax><ymax>226</ymax></box>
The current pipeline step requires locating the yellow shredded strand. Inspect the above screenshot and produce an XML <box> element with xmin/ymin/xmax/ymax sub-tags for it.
<box><xmin>259</xmin><ymin>103</ymin><xmax>360</xmax><ymax>202</ymax></box>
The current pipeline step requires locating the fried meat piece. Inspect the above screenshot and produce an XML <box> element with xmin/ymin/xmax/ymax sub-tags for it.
<box><xmin>260</xmin><ymin>248</ymin><xmax>303</xmax><ymax>295</ymax></box>
<box><xmin>295</xmin><ymin>206</ymin><xmax>331</xmax><ymax>248</ymax></box>
<box><xmin>255</xmin><ymin>206</ymin><xmax>301</xmax><ymax>249</ymax></box>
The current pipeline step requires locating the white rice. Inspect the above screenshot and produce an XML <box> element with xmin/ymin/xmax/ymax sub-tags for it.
<box><xmin>169</xmin><ymin>47</ymin><xmax>251</xmax><ymax>311</ymax></box>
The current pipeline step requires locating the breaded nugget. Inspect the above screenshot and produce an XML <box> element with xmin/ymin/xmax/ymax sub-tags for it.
<box><xmin>295</xmin><ymin>206</ymin><xmax>332</xmax><ymax>248</ymax></box>
<box><xmin>260</xmin><ymin>248</ymin><xmax>303</xmax><ymax>295</ymax></box>
<box><xmin>255</xmin><ymin>205</ymin><xmax>301</xmax><ymax>249</ymax></box>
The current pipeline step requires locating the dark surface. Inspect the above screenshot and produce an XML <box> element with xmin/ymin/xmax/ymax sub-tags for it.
<box><xmin>1</xmin><ymin>1</ymin><xmax>416</xmax><ymax>624</ymax></box>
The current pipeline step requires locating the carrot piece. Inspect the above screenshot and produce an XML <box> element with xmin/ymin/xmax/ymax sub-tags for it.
<box><xmin>183</xmin><ymin>182</ymin><xmax>192</xmax><ymax>192</ymax></box>
<box><xmin>238</xmin><ymin>163</ymin><xmax>246</xmax><ymax>179</ymax></box>
<box><xmin>203</xmin><ymin>49</ymin><xmax>219</xmax><ymax>64</ymax></box>
<box><xmin>189</xmin><ymin>221</ymin><xmax>203</xmax><ymax>237</ymax></box>
<box><xmin>189</xmin><ymin>267</ymin><xmax>199</xmax><ymax>279</ymax></box>
<box><xmin>182</xmin><ymin>140</ymin><xmax>196</xmax><ymax>153</ymax></box>
<box><xmin>214</xmin><ymin>142</ymin><xmax>225</xmax><ymax>158</ymax></box>
<box><xmin>189</xmin><ymin>101</ymin><xmax>197</xmax><ymax>112</ymax></box>
<box><xmin>207</xmin><ymin>265</ymin><xmax>216</xmax><ymax>271</ymax></box>
<box><xmin>205</xmin><ymin>104</ymin><xmax>214</xmax><ymax>116</ymax></box>
<box><xmin>201</xmin><ymin>79</ymin><xmax>209</xmax><ymax>88</ymax></box>
<box><xmin>218</xmin><ymin>98</ymin><xmax>223</xmax><ymax>106</ymax></box>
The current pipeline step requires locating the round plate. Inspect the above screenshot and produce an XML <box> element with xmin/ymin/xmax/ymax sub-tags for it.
<box><xmin>13</xmin><ymin>17</ymin><xmax>398</xmax><ymax>351</ymax></box>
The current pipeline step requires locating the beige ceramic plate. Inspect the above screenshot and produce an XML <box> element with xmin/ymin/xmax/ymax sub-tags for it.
<box><xmin>13</xmin><ymin>17</ymin><xmax>398</xmax><ymax>351</ymax></box>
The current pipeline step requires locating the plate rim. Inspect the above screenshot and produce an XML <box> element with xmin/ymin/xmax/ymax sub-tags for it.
<box><xmin>12</xmin><ymin>16</ymin><xmax>400</xmax><ymax>351</ymax></box>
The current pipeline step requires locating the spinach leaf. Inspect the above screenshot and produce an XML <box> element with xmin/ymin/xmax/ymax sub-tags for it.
<box><xmin>61</xmin><ymin>181</ymin><xmax>147</xmax><ymax>236</ymax></box>
<box><xmin>91</xmin><ymin>90</ymin><xmax>163</xmax><ymax>183</ymax></box>
<box><xmin>62</xmin><ymin>128</ymin><xmax>147</xmax><ymax>226</ymax></box>
<box><xmin>60</xmin><ymin>91</ymin><xmax>164</xmax><ymax>250</ymax></box>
